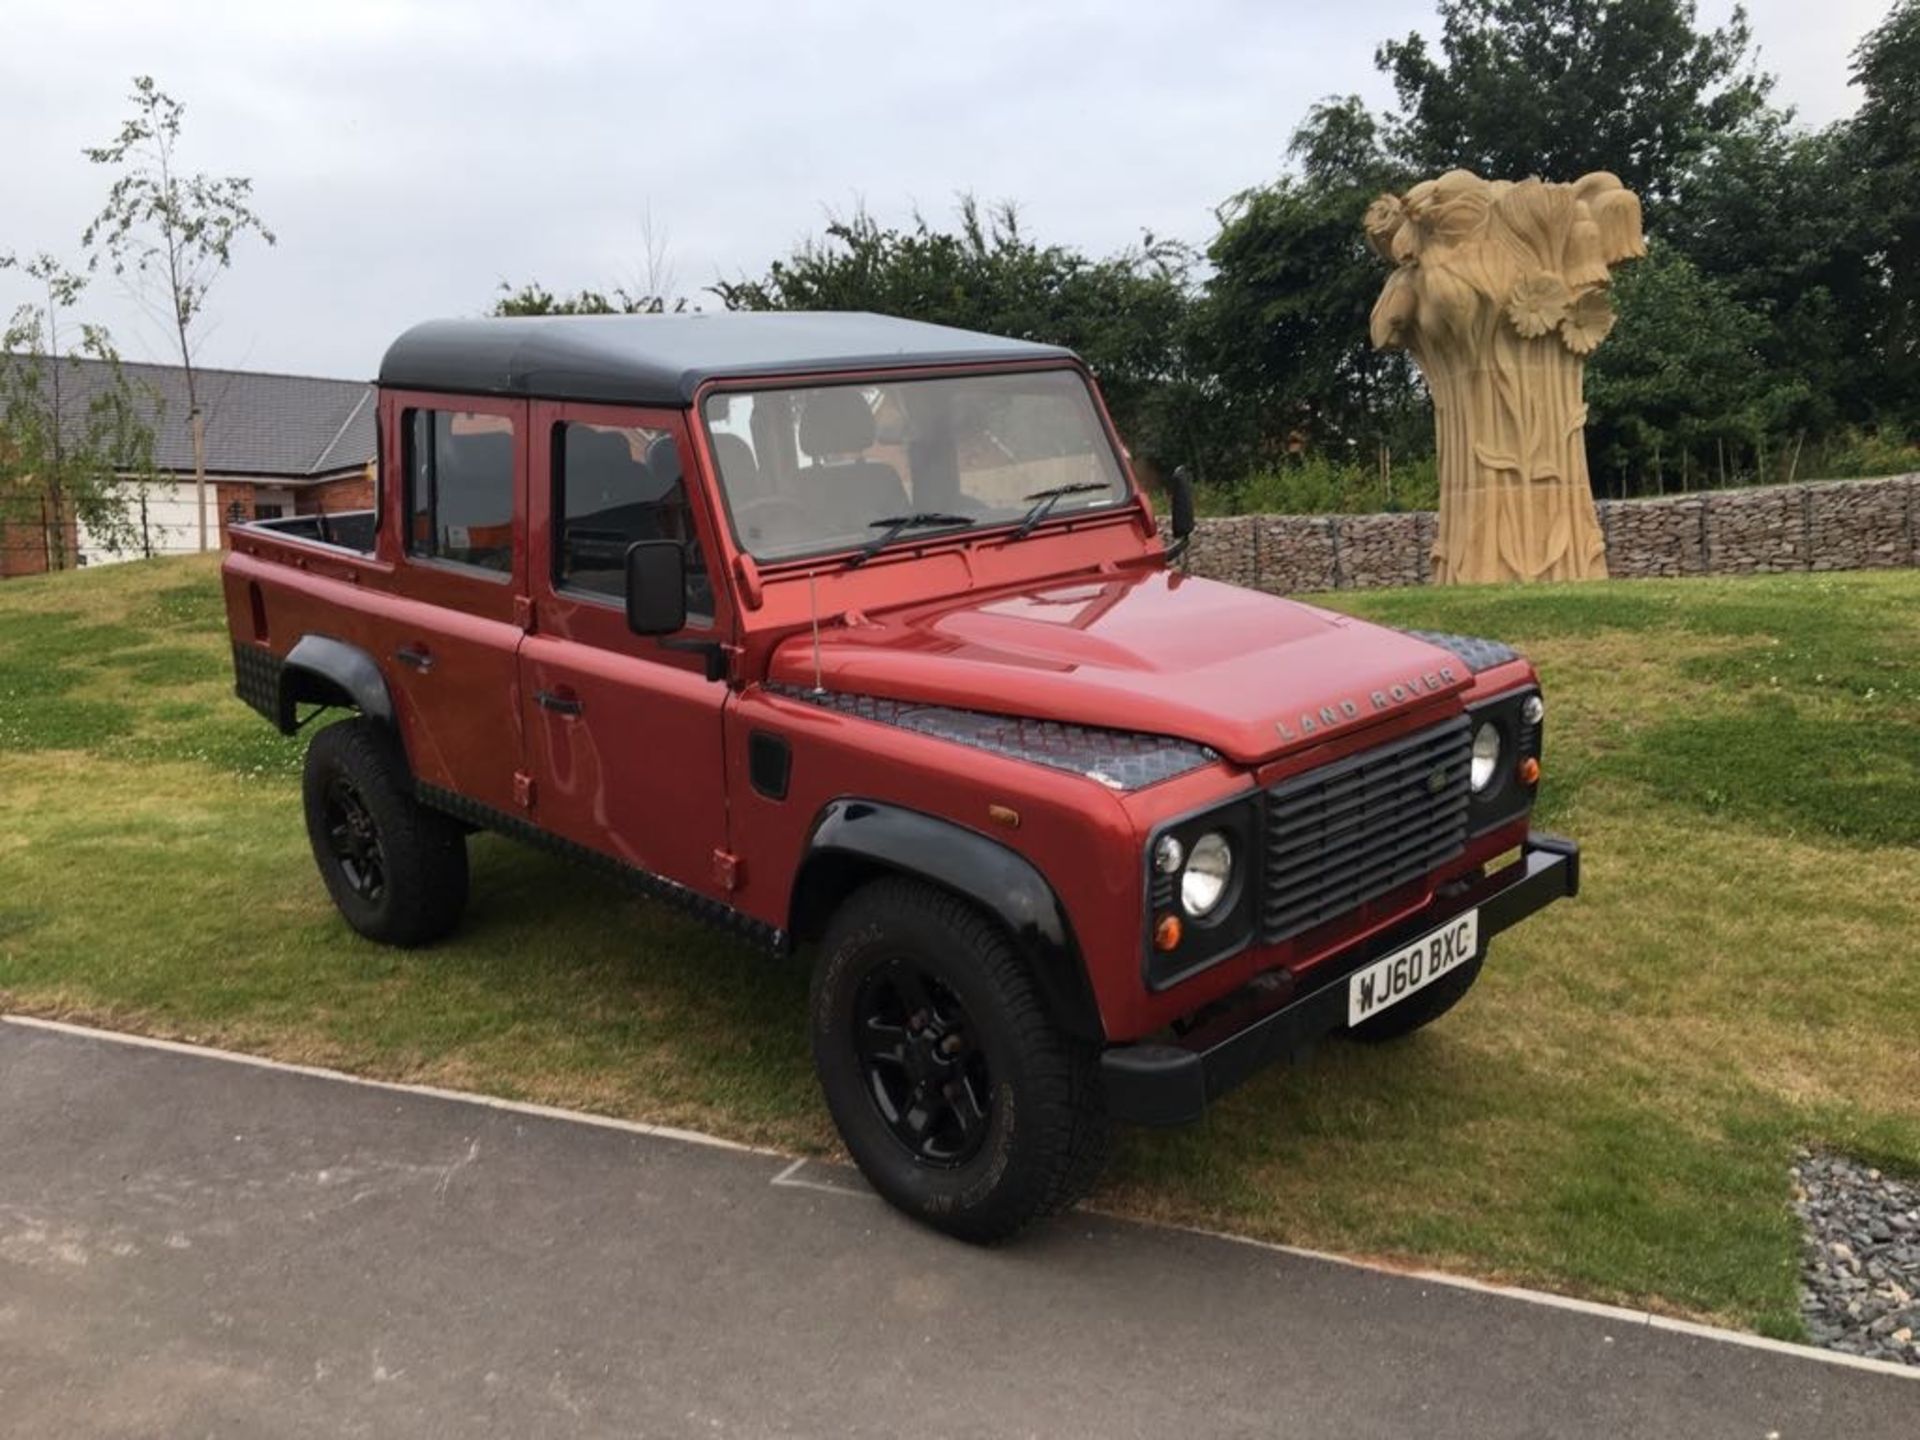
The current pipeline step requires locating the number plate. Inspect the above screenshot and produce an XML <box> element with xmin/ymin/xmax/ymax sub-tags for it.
<box><xmin>1346</xmin><ymin>910</ymin><xmax>1479</xmax><ymax>1027</ymax></box>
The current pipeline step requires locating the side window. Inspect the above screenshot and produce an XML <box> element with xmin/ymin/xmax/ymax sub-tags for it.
<box><xmin>406</xmin><ymin>409</ymin><xmax>515</xmax><ymax>576</ymax></box>
<box><xmin>554</xmin><ymin>422</ymin><xmax>713</xmax><ymax>623</ymax></box>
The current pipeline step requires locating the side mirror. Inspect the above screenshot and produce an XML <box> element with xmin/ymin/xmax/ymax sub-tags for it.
<box><xmin>1168</xmin><ymin>465</ymin><xmax>1196</xmax><ymax>540</ymax></box>
<box><xmin>624</xmin><ymin>540</ymin><xmax>687</xmax><ymax>636</ymax></box>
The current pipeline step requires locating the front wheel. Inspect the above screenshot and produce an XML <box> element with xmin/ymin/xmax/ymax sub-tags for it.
<box><xmin>301</xmin><ymin>718</ymin><xmax>469</xmax><ymax>947</ymax></box>
<box><xmin>810</xmin><ymin>878</ymin><xmax>1110</xmax><ymax>1242</ymax></box>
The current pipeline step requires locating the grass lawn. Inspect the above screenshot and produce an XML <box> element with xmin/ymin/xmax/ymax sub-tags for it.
<box><xmin>3</xmin><ymin>555</ymin><xmax>1917</xmax><ymax>1336</ymax></box>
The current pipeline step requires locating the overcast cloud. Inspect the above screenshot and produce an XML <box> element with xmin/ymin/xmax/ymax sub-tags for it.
<box><xmin>1</xmin><ymin>0</ymin><xmax>1893</xmax><ymax>380</ymax></box>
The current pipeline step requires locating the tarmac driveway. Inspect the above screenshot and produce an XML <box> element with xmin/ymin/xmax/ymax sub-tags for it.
<box><xmin>1</xmin><ymin>1016</ymin><xmax>1911</xmax><ymax>1438</ymax></box>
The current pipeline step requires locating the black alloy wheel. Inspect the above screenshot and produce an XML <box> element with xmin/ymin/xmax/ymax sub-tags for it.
<box><xmin>323</xmin><ymin>776</ymin><xmax>386</xmax><ymax>903</ymax></box>
<box><xmin>853</xmin><ymin>959</ymin><xmax>992</xmax><ymax>1168</ymax></box>
<box><xmin>301</xmin><ymin>717</ymin><xmax>469</xmax><ymax>947</ymax></box>
<box><xmin>809</xmin><ymin>877</ymin><xmax>1111</xmax><ymax>1242</ymax></box>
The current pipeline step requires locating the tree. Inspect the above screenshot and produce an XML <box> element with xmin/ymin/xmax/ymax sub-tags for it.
<box><xmin>1375</xmin><ymin>0</ymin><xmax>1771</xmax><ymax>211</ymax></box>
<box><xmin>711</xmin><ymin>197</ymin><xmax>1196</xmax><ymax>465</ymax></box>
<box><xmin>492</xmin><ymin>281</ymin><xmax>677</xmax><ymax>316</ymax></box>
<box><xmin>83</xmin><ymin>75</ymin><xmax>274</xmax><ymax>553</ymax></box>
<box><xmin>1584</xmin><ymin>240</ymin><xmax>1798</xmax><ymax>492</ymax></box>
<box><xmin>0</xmin><ymin>253</ymin><xmax>156</xmax><ymax>568</ymax></box>
<box><xmin>1658</xmin><ymin>117</ymin><xmax>1877</xmax><ymax>435</ymax></box>
<box><xmin>1198</xmin><ymin>98</ymin><xmax>1427</xmax><ymax>478</ymax></box>
<box><xmin>1849</xmin><ymin>0</ymin><xmax>1920</xmax><ymax>425</ymax></box>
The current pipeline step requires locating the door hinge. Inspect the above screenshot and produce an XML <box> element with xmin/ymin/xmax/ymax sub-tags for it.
<box><xmin>513</xmin><ymin>770</ymin><xmax>536</xmax><ymax>809</ymax></box>
<box><xmin>514</xmin><ymin>595</ymin><xmax>536</xmax><ymax>631</ymax></box>
<box><xmin>711</xmin><ymin>849</ymin><xmax>742</xmax><ymax>893</ymax></box>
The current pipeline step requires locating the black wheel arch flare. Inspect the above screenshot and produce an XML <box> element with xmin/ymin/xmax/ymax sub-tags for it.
<box><xmin>793</xmin><ymin>798</ymin><xmax>1106</xmax><ymax>1043</ymax></box>
<box><xmin>271</xmin><ymin>634</ymin><xmax>395</xmax><ymax>735</ymax></box>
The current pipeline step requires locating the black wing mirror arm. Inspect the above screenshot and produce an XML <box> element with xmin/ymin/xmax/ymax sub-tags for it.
<box><xmin>662</xmin><ymin>637</ymin><xmax>730</xmax><ymax>683</ymax></box>
<box><xmin>1164</xmin><ymin>465</ymin><xmax>1196</xmax><ymax>566</ymax></box>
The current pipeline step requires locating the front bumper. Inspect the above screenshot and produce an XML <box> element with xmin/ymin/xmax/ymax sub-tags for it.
<box><xmin>1101</xmin><ymin>832</ymin><xmax>1580</xmax><ymax>1126</ymax></box>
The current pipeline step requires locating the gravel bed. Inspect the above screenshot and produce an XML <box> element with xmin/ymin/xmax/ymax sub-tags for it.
<box><xmin>1793</xmin><ymin>1150</ymin><xmax>1920</xmax><ymax>1366</ymax></box>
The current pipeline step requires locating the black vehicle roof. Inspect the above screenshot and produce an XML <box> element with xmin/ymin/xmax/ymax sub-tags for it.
<box><xmin>377</xmin><ymin>312</ymin><xmax>1078</xmax><ymax>406</ymax></box>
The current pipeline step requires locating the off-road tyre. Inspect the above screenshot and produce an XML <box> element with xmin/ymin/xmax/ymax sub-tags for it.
<box><xmin>302</xmin><ymin>717</ymin><xmax>469</xmax><ymax>947</ymax></box>
<box><xmin>1345</xmin><ymin>950</ymin><xmax>1485</xmax><ymax>1043</ymax></box>
<box><xmin>811</xmin><ymin>877</ymin><xmax>1111</xmax><ymax>1242</ymax></box>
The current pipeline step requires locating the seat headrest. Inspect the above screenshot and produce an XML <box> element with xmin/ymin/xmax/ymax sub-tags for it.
<box><xmin>709</xmin><ymin>432</ymin><xmax>760</xmax><ymax>486</ymax></box>
<box><xmin>798</xmin><ymin>388</ymin><xmax>876</xmax><ymax>459</ymax></box>
<box><xmin>644</xmin><ymin>434</ymin><xmax>683</xmax><ymax>491</ymax></box>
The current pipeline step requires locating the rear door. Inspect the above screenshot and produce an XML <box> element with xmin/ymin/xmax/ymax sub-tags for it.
<box><xmin>378</xmin><ymin>390</ymin><xmax>530</xmax><ymax>818</ymax></box>
<box><xmin>518</xmin><ymin>400</ymin><xmax>733</xmax><ymax>897</ymax></box>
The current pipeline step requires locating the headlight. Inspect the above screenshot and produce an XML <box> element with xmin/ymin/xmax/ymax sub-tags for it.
<box><xmin>1470</xmin><ymin>721</ymin><xmax>1503</xmax><ymax>793</ymax></box>
<box><xmin>1180</xmin><ymin>831</ymin><xmax>1234</xmax><ymax>917</ymax></box>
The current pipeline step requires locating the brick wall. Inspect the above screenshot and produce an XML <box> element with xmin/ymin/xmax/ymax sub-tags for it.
<box><xmin>1179</xmin><ymin>473</ymin><xmax>1920</xmax><ymax>592</ymax></box>
<box><xmin>0</xmin><ymin>497</ymin><xmax>79</xmax><ymax>578</ymax></box>
<box><xmin>215</xmin><ymin>481</ymin><xmax>258</xmax><ymax>546</ymax></box>
<box><xmin>301</xmin><ymin>470</ymin><xmax>375</xmax><ymax>515</ymax></box>
<box><xmin>1</xmin><ymin>512</ymin><xmax>51</xmax><ymax>578</ymax></box>
<box><xmin>212</xmin><ymin>466</ymin><xmax>377</xmax><ymax>547</ymax></box>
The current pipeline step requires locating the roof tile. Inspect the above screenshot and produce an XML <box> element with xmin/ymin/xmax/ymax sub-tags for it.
<box><xmin>4</xmin><ymin>354</ymin><xmax>375</xmax><ymax>480</ymax></box>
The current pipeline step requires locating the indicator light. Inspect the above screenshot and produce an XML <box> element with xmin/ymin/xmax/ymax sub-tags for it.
<box><xmin>1153</xmin><ymin>835</ymin><xmax>1184</xmax><ymax>874</ymax></box>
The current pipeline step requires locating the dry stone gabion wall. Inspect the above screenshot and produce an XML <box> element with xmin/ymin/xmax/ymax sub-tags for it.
<box><xmin>1596</xmin><ymin>495</ymin><xmax>1709</xmax><ymax>578</ymax></box>
<box><xmin>1176</xmin><ymin>473</ymin><xmax>1920</xmax><ymax>592</ymax></box>
<box><xmin>1807</xmin><ymin>479</ymin><xmax>1915</xmax><ymax>571</ymax></box>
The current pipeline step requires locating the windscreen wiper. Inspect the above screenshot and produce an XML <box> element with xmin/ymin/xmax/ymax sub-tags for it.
<box><xmin>848</xmin><ymin>512</ymin><xmax>977</xmax><ymax>567</ymax></box>
<box><xmin>1011</xmin><ymin>481</ymin><xmax>1112</xmax><ymax>540</ymax></box>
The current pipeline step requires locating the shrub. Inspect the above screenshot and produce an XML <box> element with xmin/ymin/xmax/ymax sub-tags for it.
<box><xmin>1197</xmin><ymin>454</ymin><xmax>1439</xmax><ymax>516</ymax></box>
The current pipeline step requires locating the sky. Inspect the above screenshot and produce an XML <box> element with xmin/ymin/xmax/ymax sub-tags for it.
<box><xmin>0</xmin><ymin>0</ymin><xmax>1896</xmax><ymax>381</ymax></box>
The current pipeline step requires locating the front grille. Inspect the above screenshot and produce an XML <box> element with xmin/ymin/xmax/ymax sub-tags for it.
<box><xmin>1261</xmin><ymin>715</ymin><xmax>1472</xmax><ymax>942</ymax></box>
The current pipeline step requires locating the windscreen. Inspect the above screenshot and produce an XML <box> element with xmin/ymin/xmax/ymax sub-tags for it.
<box><xmin>701</xmin><ymin>369</ymin><xmax>1129</xmax><ymax>563</ymax></box>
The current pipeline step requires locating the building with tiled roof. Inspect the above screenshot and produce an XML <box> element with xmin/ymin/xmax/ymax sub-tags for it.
<box><xmin>1</xmin><ymin>356</ymin><xmax>377</xmax><ymax>576</ymax></box>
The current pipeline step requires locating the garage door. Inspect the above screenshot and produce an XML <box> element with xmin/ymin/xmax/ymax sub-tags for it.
<box><xmin>77</xmin><ymin>482</ymin><xmax>223</xmax><ymax>566</ymax></box>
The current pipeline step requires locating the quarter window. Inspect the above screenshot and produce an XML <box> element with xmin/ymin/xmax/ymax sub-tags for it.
<box><xmin>405</xmin><ymin>410</ymin><xmax>515</xmax><ymax>575</ymax></box>
<box><xmin>553</xmin><ymin>422</ymin><xmax>713</xmax><ymax>622</ymax></box>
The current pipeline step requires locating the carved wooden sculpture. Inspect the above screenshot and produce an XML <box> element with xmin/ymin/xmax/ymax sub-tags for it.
<box><xmin>1367</xmin><ymin>170</ymin><xmax>1644</xmax><ymax>583</ymax></box>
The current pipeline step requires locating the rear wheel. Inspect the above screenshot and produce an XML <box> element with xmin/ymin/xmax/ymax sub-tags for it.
<box><xmin>1346</xmin><ymin>950</ymin><xmax>1485</xmax><ymax>1043</ymax></box>
<box><xmin>810</xmin><ymin>878</ymin><xmax>1109</xmax><ymax>1242</ymax></box>
<box><xmin>302</xmin><ymin>718</ymin><xmax>468</xmax><ymax>947</ymax></box>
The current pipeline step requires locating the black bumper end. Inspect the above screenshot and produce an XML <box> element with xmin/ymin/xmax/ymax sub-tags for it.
<box><xmin>1102</xmin><ymin>833</ymin><xmax>1580</xmax><ymax>1127</ymax></box>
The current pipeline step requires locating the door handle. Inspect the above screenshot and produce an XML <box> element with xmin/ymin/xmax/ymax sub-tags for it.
<box><xmin>394</xmin><ymin>644</ymin><xmax>434</xmax><ymax>673</ymax></box>
<box><xmin>535</xmin><ymin>689</ymin><xmax>583</xmax><ymax>717</ymax></box>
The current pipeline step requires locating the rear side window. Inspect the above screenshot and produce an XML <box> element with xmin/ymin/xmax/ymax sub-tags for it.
<box><xmin>405</xmin><ymin>410</ymin><xmax>515</xmax><ymax>575</ymax></box>
<box><xmin>553</xmin><ymin>421</ymin><xmax>713</xmax><ymax>623</ymax></box>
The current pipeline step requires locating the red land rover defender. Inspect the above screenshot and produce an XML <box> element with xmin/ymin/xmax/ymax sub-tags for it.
<box><xmin>223</xmin><ymin>313</ymin><xmax>1578</xmax><ymax>1239</ymax></box>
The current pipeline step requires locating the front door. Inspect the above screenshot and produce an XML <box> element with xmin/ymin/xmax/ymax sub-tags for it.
<box><xmin>518</xmin><ymin>401</ymin><xmax>733</xmax><ymax>899</ymax></box>
<box><xmin>380</xmin><ymin>391</ymin><xmax>529</xmax><ymax>818</ymax></box>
